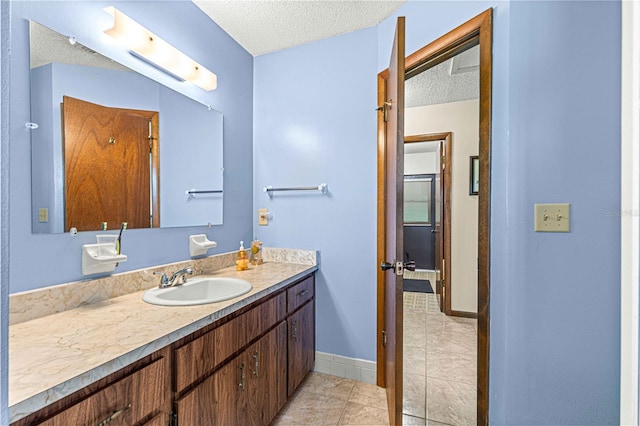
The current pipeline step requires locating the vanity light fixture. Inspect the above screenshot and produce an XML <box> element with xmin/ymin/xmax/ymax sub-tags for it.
<box><xmin>103</xmin><ymin>6</ymin><xmax>217</xmax><ymax>91</ymax></box>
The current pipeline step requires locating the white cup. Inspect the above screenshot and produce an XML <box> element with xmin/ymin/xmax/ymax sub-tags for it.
<box><xmin>96</xmin><ymin>234</ymin><xmax>118</xmax><ymax>256</ymax></box>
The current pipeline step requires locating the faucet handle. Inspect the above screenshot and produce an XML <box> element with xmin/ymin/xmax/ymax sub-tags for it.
<box><xmin>180</xmin><ymin>267</ymin><xmax>194</xmax><ymax>284</ymax></box>
<box><xmin>153</xmin><ymin>271</ymin><xmax>169</xmax><ymax>287</ymax></box>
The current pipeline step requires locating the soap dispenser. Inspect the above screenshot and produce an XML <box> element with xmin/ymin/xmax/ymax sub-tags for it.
<box><xmin>236</xmin><ymin>241</ymin><xmax>249</xmax><ymax>271</ymax></box>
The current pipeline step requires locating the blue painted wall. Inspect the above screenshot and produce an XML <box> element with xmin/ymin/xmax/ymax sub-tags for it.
<box><xmin>254</xmin><ymin>27</ymin><xmax>379</xmax><ymax>361</ymax></box>
<box><xmin>256</xmin><ymin>0</ymin><xmax>621</xmax><ymax>423</ymax></box>
<box><xmin>494</xmin><ymin>1</ymin><xmax>621</xmax><ymax>423</ymax></box>
<box><xmin>10</xmin><ymin>1</ymin><xmax>253</xmax><ymax>292</ymax></box>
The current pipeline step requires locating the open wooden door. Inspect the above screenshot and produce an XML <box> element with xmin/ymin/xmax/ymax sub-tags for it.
<box><xmin>378</xmin><ymin>9</ymin><xmax>492</xmax><ymax>424</ymax></box>
<box><xmin>381</xmin><ymin>17</ymin><xmax>405</xmax><ymax>426</ymax></box>
<box><xmin>63</xmin><ymin>96</ymin><xmax>156</xmax><ymax>231</ymax></box>
<box><xmin>436</xmin><ymin>137</ymin><xmax>451</xmax><ymax>314</ymax></box>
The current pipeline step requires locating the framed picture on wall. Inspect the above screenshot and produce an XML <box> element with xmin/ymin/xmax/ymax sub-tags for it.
<box><xmin>470</xmin><ymin>156</ymin><xmax>479</xmax><ymax>195</ymax></box>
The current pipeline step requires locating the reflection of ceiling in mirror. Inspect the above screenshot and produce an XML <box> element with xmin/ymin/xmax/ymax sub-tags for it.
<box><xmin>405</xmin><ymin>45</ymin><xmax>479</xmax><ymax>108</ymax></box>
<box><xmin>30</xmin><ymin>21</ymin><xmax>129</xmax><ymax>72</ymax></box>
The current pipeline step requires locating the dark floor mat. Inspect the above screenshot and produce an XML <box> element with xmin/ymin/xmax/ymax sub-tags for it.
<box><xmin>403</xmin><ymin>279</ymin><xmax>433</xmax><ymax>293</ymax></box>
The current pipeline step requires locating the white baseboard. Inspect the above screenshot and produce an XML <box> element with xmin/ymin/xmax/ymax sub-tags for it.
<box><xmin>313</xmin><ymin>351</ymin><xmax>376</xmax><ymax>384</ymax></box>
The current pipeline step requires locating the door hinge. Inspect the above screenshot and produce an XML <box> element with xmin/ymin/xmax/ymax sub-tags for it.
<box><xmin>148</xmin><ymin>119</ymin><xmax>154</xmax><ymax>152</ymax></box>
<box><xmin>382</xmin><ymin>330</ymin><xmax>387</xmax><ymax>347</ymax></box>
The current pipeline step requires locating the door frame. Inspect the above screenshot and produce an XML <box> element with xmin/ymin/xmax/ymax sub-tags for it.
<box><xmin>404</xmin><ymin>133</ymin><xmax>452</xmax><ymax>315</ymax></box>
<box><xmin>122</xmin><ymin>109</ymin><xmax>160</xmax><ymax>228</ymax></box>
<box><xmin>620</xmin><ymin>0</ymin><xmax>639</xmax><ymax>422</ymax></box>
<box><xmin>376</xmin><ymin>9</ymin><xmax>492</xmax><ymax>425</ymax></box>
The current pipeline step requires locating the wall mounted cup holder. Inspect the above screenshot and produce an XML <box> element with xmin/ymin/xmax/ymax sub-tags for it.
<box><xmin>189</xmin><ymin>234</ymin><xmax>217</xmax><ymax>257</ymax></box>
<box><xmin>82</xmin><ymin>242</ymin><xmax>127</xmax><ymax>276</ymax></box>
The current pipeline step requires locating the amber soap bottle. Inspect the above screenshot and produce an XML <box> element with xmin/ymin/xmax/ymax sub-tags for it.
<box><xmin>236</xmin><ymin>241</ymin><xmax>249</xmax><ymax>271</ymax></box>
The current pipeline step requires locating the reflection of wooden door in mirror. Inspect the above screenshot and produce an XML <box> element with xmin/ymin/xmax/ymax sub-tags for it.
<box><xmin>62</xmin><ymin>96</ymin><xmax>159</xmax><ymax>231</ymax></box>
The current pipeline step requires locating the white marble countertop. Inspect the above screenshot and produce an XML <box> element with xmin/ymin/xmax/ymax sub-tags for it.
<box><xmin>9</xmin><ymin>261</ymin><xmax>317</xmax><ymax>423</ymax></box>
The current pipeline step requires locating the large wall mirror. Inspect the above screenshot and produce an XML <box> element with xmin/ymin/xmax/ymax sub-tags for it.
<box><xmin>29</xmin><ymin>21</ymin><xmax>224</xmax><ymax>234</ymax></box>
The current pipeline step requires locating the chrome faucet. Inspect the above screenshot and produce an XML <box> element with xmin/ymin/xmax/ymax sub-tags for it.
<box><xmin>154</xmin><ymin>267</ymin><xmax>193</xmax><ymax>288</ymax></box>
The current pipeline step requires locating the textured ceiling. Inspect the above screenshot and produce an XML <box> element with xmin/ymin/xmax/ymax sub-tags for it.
<box><xmin>193</xmin><ymin>0</ymin><xmax>406</xmax><ymax>56</ymax></box>
<box><xmin>405</xmin><ymin>45</ymin><xmax>479</xmax><ymax>108</ymax></box>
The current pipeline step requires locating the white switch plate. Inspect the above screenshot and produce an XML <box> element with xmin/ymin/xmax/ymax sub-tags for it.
<box><xmin>38</xmin><ymin>207</ymin><xmax>48</xmax><ymax>223</ymax></box>
<box><xmin>534</xmin><ymin>203</ymin><xmax>570</xmax><ymax>232</ymax></box>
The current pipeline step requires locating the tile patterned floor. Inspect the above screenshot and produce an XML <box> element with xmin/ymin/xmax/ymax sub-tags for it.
<box><xmin>272</xmin><ymin>372</ymin><xmax>390</xmax><ymax>425</ymax></box>
<box><xmin>273</xmin><ymin>269</ymin><xmax>476</xmax><ymax>426</ymax></box>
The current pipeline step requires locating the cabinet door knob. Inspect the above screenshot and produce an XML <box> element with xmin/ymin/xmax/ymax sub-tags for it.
<box><xmin>96</xmin><ymin>404</ymin><xmax>131</xmax><ymax>426</ymax></box>
<box><xmin>292</xmin><ymin>319</ymin><xmax>298</xmax><ymax>340</ymax></box>
<box><xmin>253</xmin><ymin>350</ymin><xmax>259</xmax><ymax>377</ymax></box>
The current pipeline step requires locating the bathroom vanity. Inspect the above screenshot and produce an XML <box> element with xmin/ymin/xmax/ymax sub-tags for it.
<box><xmin>9</xmin><ymin>250</ymin><xmax>317</xmax><ymax>426</ymax></box>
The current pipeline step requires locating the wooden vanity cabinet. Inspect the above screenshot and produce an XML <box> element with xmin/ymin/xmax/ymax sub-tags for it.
<box><xmin>175</xmin><ymin>322</ymin><xmax>287</xmax><ymax>426</ymax></box>
<box><xmin>13</xmin><ymin>272</ymin><xmax>315</xmax><ymax>426</ymax></box>
<box><xmin>213</xmin><ymin>322</ymin><xmax>287</xmax><ymax>426</ymax></box>
<box><xmin>173</xmin><ymin>288</ymin><xmax>291</xmax><ymax>426</ymax></box>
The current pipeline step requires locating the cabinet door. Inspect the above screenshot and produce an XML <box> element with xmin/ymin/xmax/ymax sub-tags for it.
<box><xmin>143</xmin><ymin>412</ymin><xmax>169</xmax><ymax>426</ymax></box>
<box><xmin>177</xmin><ymin>355</ymin><xmax>249</xmax><ymax>426</ymax></box>
<box><xmin>174</xmin><ymin>374</ymin><xmax>216</xmax><ymax>426</ymax></box>
<box><xmin>213</xmin><ymin>355</ymin><xmax>248</xmax><ymax>426</ymax></box>
<box><xmin>288</xmin><ymin>300</ymin><xmax>315</xmax><ymax>396</ymax></box>
<box><xmin>263</xmin><ymin>321</ymin><xmax>288</xmax><ymax>423</ymax></box>
<box><xmin>247</xmin><ymin>322</ymin><xmax>287</xmax><ymax>426</ymax></box>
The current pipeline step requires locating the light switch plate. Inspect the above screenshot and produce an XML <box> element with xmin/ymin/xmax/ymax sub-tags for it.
<box><xmin>38</xmin><ymin>207</ymin><xmax>48</xmax><ymax>223</ymax></box>
<box><xmin>534</xmin><ymin>203</ymin><xmax>570</xmax><ymax>232</ymax></box>
<box><xmin>258</xmin><ymin>208</ymin><xmax>268</xmax><ymax>226</ymax></box>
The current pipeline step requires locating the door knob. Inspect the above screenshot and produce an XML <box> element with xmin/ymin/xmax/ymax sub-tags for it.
<box><xmin>381</xmin><ymin>261</ymin><xmax>395</xmax><ymax>271</ymax></box>
<box><xmin>381</xmin><ymin>260</ymin><xmax>415</xmax><ymax>274</ymax></box>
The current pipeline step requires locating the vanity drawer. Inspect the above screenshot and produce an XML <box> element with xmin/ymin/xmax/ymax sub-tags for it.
<box><xmin>215</xmin><ymin>292</ymin><xmax>286</xmax><ymax>367</ymax></box>
<box><xmin>174</xmin><ymin>328</ymin><xmax>217</xmax><ymax>394</ymax></box>
<box><xmin>245</xmin><ymin>291</ymin><xmax>286</xmax><ymax>343</ymax></box>
<box><xmin>39</xmin><ymin>357</ymin><xmax>166</xmax><ymax>426</ymax></box>
<box><xmin>287</xmin><ymin>275</ymin><xmax>315</xmax><ymax>313</ymax></box>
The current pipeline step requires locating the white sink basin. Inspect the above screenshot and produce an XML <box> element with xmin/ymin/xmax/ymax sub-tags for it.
<box><xmin>142</xmin><ymin>277</ymin><xmax>252</xmax><ymax>306</ymax></box>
